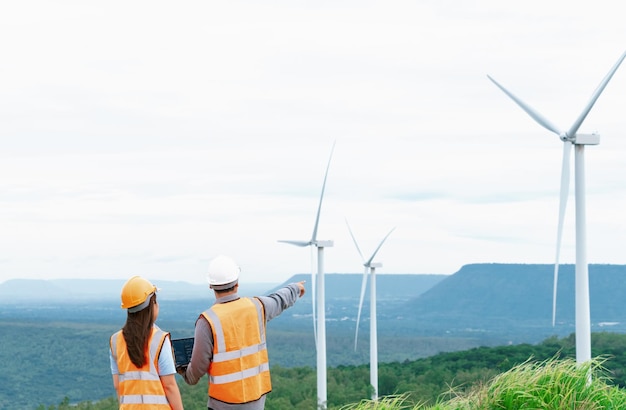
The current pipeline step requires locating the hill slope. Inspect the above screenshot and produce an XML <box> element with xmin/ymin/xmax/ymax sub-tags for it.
<box><xmin>403</xmin><ymin>263</ymin><xmax>626</xmax><ymax>331</ymax></box>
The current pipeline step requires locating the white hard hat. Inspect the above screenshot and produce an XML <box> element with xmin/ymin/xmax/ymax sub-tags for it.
<box><xmin>207</xmin><ymin>255</ymin><xmax>240</xmax><ymax>290</ymax></box>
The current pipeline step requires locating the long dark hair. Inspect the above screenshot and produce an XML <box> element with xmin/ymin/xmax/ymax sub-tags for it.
<box><xmin>122</xmin><ymin>293</ymin><xmax>157</xmax><ymax>368</ymax></box>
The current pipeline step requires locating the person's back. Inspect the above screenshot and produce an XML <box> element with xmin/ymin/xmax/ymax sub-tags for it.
<box><xmin>178</xmin><ymin>255</ymin><xmax>305</xmax><ymax>410</ymax></box>
<box><xmin>202</xmin><ymin>296</ymin><xmax>271</xmax><ymax>404</ymax></box>
<box><xmin>110</xmin><ymin>276</ymin><xmax>184</xmax><ymax>410</ymax></box>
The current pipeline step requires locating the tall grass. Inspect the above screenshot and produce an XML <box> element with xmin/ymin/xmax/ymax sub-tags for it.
<box><xmin>341</xmin><ymin>357</ymin><xmax>626</xmax><ymax>410</ymax></box>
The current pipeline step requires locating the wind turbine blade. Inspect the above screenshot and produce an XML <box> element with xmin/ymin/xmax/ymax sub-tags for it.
<box><xmin>345</xmin><ymin>218</ymin><xmax>365</xmax><ymax>262</ymax></box>
<box><xmin>487</xmin><ymin>75</ymin><xmax>562</xmax><ymax>136</ymax></box>
<box><xmin>310</xmin><ymin>246</ymin><xmax>317</xmax><ymax>347</ymax></box>
<box><xmin>310</xmin><ymin>140</ymin><xmax>337</xmax><ymax>243</ymax></box>
<box><xmin>354</xmin><ymin>266</ymin><xmax>368</xmax><ymax>351</ymax></box>
<box><xmin>553</xmin><ymin>141</ymin><xmax>572</xmax><ymax>327</ymax></box>
<box><xmin>277</xmin><ymin>240</ymin><xmax>311</xmax><ymax>247</ymax></box>
<box><xmin>566</xmin><ymin>51</ymin><xmax>626</xmax><ymax>138</ymax></box>
<box><xmin>365</xmin><ymin>227</ymin><xmax>396</xmax><ymax>266</ymax></box>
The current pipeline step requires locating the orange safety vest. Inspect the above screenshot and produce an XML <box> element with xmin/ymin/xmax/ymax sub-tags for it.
<box><xmin>202</xmin><ymin>297</ymin><xmax>272</xmax><ymax>403</ymax></box>
<box><xmin>110</xmin><ymin>326</ymin><xmax>171</xmax><ymax>409</ymax></box>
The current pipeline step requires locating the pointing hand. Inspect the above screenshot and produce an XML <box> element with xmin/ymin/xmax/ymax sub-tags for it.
<box><xmin>297</xmin><ymin>281</ymin><xmax>306</xmax><ymax>298</ymax></box>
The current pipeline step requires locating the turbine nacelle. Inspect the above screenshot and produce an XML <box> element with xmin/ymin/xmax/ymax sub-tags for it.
<box><xmin>313</xmin><ymin>240</ymin><xmax>334</xmax><ymax>248</ymax></box>
<box><xmin>573</xmin><ymin>133</ymin><xmax>600</xmax><ymax>145</ymax></box>
<box><xmin>559</xmin><ymin>132</ymin><xmax>600</xmax><ymax>145</ymax></box>
<box><xmin>365</xmin><ymin>262</ymin><xmax>382</xmax><ymax>269</ymax></box>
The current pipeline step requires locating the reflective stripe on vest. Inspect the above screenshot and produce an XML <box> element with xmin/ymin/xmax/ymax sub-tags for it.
<box><xmin>202</xmin><ymin>297</ymin><xmax>272</xmax><ymax>403</ymax></box>
<box><xmin>110</xmin><ymin>326</ymin><xmax>171</xmax><ymax>409</ymax></box>
<box><xmin>119</xmin><ymin>395</ymin><xmax>170</xmax><ymax>405</ymax></box>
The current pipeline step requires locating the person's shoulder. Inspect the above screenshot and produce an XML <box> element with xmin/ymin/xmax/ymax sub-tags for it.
<box><xmin>195</xmin><ymin>312</ymin><xmax>212</xmax><ymax>327</ymax></box>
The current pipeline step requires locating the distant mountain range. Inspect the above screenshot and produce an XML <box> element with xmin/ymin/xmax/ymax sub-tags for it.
<box><xmin>3</xmin><ymin>263</ymin><xmax>626</xmax><ymax>337</ymax></box>
<box><xmin>0</xmin><ymin>273</ymin><xmax>445</xmax><ymax>303</ymax></box>
<box><xmin>0</xmin><ymin>278</ymin><xmax>276</xmax><ymax>301</ymax></box>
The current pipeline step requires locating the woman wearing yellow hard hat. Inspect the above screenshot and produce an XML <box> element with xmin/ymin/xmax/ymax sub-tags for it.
<box><xmin>109</xmin><ymin>276</ymin><xmax>184</xmax><ymax>409</ymax></box>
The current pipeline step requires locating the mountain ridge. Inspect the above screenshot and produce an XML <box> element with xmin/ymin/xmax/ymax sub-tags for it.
<box><xmin>402</xmin><ymin>263</ymin><xmax>626</xmax><ymax>331</ymax></box>
<box><xmin>0</xmin><ymin>273</ymin><xmax>446</xmax><ymax>303</ymax></box>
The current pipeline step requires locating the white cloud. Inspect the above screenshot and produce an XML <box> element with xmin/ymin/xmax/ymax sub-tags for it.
<box><xmin>1</xmin><ymin>0</ymin><xmax>625</xmax><ymax>285</ymax></box>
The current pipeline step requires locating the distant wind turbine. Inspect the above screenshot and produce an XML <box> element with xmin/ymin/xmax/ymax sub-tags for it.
<box><xmin>487</xmin><ymin>50</ymin><xmax>626</xmax><ymax>365</ymax></box>
<box><xmin>346</xmin><ymin>219</ymin><xmax>395</xmax><ymax>401</ymax></box>
<box><xmin>278</xmin><ymin>141</ymin><xmax>336</xmax><ymax>410</ymax></box>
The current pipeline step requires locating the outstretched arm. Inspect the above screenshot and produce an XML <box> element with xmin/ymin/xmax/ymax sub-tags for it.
<box><xmin>257</xmin><ymin>281</ymin><xmax>305</xmax><ymax>322</ymax></box>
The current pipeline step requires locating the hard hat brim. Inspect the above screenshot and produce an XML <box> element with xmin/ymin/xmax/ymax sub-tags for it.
<box><xmin>210</xmin><ymin>280</ymin><xmax>238</xmax><ymax>291</ymax></box>
<box><xmin>126</xmin><ymin>289</ymin><xmax>157</xmax><ymax>313</ymax></box>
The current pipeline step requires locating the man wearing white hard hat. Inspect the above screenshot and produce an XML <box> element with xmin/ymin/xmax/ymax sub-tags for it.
<box><xmin>178</xmin><ymin>255</ymin><xmax>305</xmax><ymax>409</ymax></box>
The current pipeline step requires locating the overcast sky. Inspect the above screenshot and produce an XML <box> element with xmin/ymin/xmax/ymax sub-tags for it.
<box><xmin>1</xmin><ymin>1</ymin><xmax>625</xmax><ymax>287</ymax></box>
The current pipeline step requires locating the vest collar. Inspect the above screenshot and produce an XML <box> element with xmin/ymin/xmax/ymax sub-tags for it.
<box><xmin>215</xmin><ymin>293</ymin><xmax>240</xmax><ymax>304</ymax></box>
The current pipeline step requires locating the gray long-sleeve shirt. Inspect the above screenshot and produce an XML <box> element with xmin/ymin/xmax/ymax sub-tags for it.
<box><xmin>181</xmin><ymin>283</ymin><xmax>302</xmax><ymax>410</ymax></box>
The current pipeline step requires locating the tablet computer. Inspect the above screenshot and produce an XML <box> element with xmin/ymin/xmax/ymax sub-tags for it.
<box><xmin>171</xmin><ymin>337</ymin><xmax>194</xmax><ymax>368</ymax></box>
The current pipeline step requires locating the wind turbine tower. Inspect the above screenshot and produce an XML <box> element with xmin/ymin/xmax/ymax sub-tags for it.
<box><xmin>279</xmin><ymin>141</ymin><xmax>336</xmax><ymax>410</ymax></box>
<box><xmin>487</xmin><ymin>51</ymin><xmax>625</xmax><ymax>365</ymax></box>
<box><xmin>346</xmin><ymin>219</ymin><xmax>395</xmax><ymax>400</ymax></box>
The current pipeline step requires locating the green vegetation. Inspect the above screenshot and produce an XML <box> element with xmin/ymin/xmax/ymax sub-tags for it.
<box><xmin>34</xmin><ymin>332</ymin><xmax>626</xmax><ymax>410</ymax></box>
<box><xmin>0</xmin><ymin>316</ymin><xmax>481</xmax><ymax>410</ymax></box>
<box><xmin>341</xmin><ymin>357</ymin><xmax>626</xmax><ymax>409</ymax></box>
<box><xmin>0</xmin><ymin>319</ymin><xmax>118</xmax><ymax>410</ymax></box>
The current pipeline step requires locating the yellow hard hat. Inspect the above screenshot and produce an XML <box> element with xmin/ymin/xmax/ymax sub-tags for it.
<box><xmin>120</xmin><ymin>276</ymin><xmax>158</xmax><ymax>312</ymax></box>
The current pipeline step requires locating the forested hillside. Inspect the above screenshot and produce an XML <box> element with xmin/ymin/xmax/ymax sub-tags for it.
<box><xmin>0</xmin><ymin>314</ymin><xmax>480</xmax><ymax>410</ymax></box>
<box><xmin>37</xmin><ymin>332</ymin><xmax>626</xmax><ymax>410</ymax></box>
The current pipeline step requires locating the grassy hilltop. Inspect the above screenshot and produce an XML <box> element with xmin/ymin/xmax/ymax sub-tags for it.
<box><xmin>344</xmin><ymin>358</ymin><xmax>626</xmax><ymax>410</ymax></box>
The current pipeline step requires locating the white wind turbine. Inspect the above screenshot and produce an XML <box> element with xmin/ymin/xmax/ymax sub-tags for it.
<box><xmin>346</xmin><ymin>219</ymin><xmax>395</xmax><ymax>401</ymax></box>
<box><xmin>278</xmin><ymin>141</ymin><xmax>335</xmax><ymax>410</ymax></box>
<box><xmin>487</xmin><ymin>51</ymin><xmax>626</xmax><ymax>365</ymax></box>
